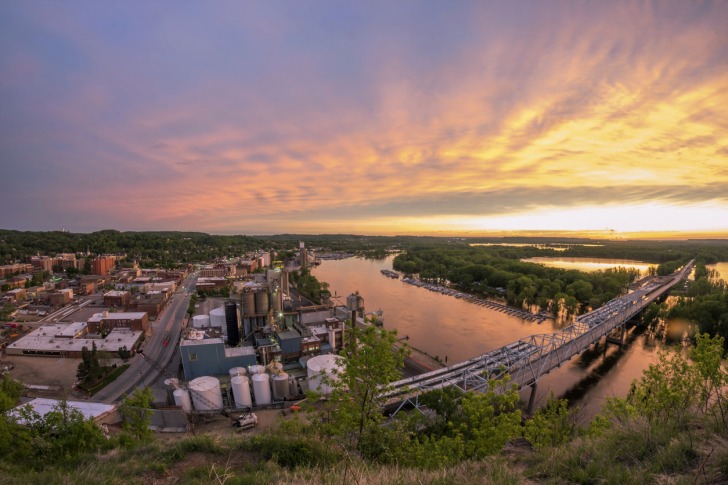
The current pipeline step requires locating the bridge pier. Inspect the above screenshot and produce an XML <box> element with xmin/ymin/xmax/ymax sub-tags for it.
<box><xmin>527</xmin><ymin>383</ymin><xmax>538</xmax><ymax>414</ymax></box>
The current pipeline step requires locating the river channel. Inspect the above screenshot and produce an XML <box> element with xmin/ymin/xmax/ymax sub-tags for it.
<box><xmin>312</xmin><ymin>255</ymin><xmax>679</xmax><ymax>420</ymax></box>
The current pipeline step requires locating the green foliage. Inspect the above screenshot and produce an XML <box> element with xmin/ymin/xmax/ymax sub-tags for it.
<box><xmin>0</xmin><ymin>375</ymin><xmax>24</xmax><ymax>413</ymax></box>
<box><xmin>393</xmin><ymin>245</ymin><xmax>646</xmax><ymax>314</ymax></box>
<box><xmin>523</xmin><ymin>394</ymin><xmax>576</xmax><ymax>448</ymax></box>
<box><xmin>119</xmin><ymin>387</ymin><xmax>154</xmax><ymax>442</ymax></box>
<box><xmin>9</xmin><ymin>400</ymin><xmax>107</xmax><ymax>468</ymax></box>
<box><xmin>293</xmin><ymin>268</ymin><xmax>330</xmax><ymax>304</ymax></box>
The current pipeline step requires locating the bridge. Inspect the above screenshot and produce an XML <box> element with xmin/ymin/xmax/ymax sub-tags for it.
<box><xmin>381</xmin><ymin>261</ymin><xmax>694</xmax><ymax>415</ymax></box>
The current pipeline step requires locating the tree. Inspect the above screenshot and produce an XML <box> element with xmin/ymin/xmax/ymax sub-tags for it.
<box><xmin>119</xmin><ymin>387</ymin><xmax>154</xmax><ymax>441</ymax></box>
<box><xmin>317</xmin><ymin>324</ymin><xmax>408</xmax><ymax>458</ymax></box>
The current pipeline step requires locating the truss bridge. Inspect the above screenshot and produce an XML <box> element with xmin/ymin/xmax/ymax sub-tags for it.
<box><xmin>380</xmin><ymin>261</ymin><xmax>694</xmax><ymax>414</ymax></box>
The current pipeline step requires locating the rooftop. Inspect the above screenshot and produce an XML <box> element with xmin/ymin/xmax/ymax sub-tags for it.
<box><xmin>10</xmin><ymin>398</ymin><xmax>116</xmax><ymax>424</ymax></box>
<box><xmin>8</xmin><ymin>324</ymin><xmax>141</xmax><ymax>353</ymax></box>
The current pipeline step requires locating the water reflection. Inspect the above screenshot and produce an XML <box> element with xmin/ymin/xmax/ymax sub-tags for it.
<box><xmin>521</xmin><ymin>256</ymin><xmax>655</xmax><ymax>274</ymax></box>
<box><xmin>312</xmin><ymin>256</ymin><xmax>673</xmax><ymax>419</ymax></box>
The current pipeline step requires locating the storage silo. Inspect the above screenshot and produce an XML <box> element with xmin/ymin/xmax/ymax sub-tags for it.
<box><xmin>288</xmin><ymin>377</ymin><xmax>298</xmax><ymax>397</ymax></box>
<box><xmin>231</xmin><ymin>375</ymin><xmax>252</xmax><ymax>408</ymax></box>
<box><xmin>243</xmin><ymin>292</ymin><xmax>256</xmax><ymax>317</ymax></box>
<box><xmin>164</xmin><ymin>378</ymin><xmax>181</xmax><ymax>405</ymax></box>
<box><xmin>271</xmin><ymin>372</ymin><xmax>289</xmax><ymax>401</ymax></box>
<box><xmin>189</xmin><ymin>376</ymin><xmax>224</xmax><ymax>411</ymax></box>
<box><xmin>229</xmin><ymin>367</ymin><xmax>246</xmax><ymax>378</ymax></box>
<box><xmin>192</xmin><ymin>315</ymin><xmax>210</xmax><ymax>328</ymax></box>
<box><xmin>254</xmin><ymin>291</ymin><xmax>269</xmax><ymax>315</ymax></box>
<box><xmin>173</xmin><ymin>388</ymin><xmax>193</xmax><ymax>412</ymax></box>
<box><xmin>307</xmin><ymin>354</ymin><xmax>345</xmax><ymax>395</ymax></box>
<box><xmin>252</xmin><ymin>373</ymin><xmax>271</xmax><ymax>405</ymax></box>
<box><xmin>210</xmin><ymin>306</ymin><xmax>226</xmax><ymax>328</ymax></box>
<box><xmin>224</xmin><ymin>301</ymin><xmax>241</xmax><ymax>347</ymax></box>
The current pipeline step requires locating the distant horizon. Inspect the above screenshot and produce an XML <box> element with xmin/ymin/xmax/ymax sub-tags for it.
<box><xmin>2</xmin><ymin>226</ymin><xmax>727</xmax><ymax>242</ymax></box>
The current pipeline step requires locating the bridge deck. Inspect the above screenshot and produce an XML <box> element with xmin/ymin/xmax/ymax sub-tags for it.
<box><xmin>380</xmin><ymin>262</ymin><xmax>693</xmax><ymax>409</ymax></box>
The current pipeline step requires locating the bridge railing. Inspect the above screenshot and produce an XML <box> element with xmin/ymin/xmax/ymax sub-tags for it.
<box><xmin>381</xmin><ymin>260</ymin><xmax>693</xmax><ymax>403</ymax></box>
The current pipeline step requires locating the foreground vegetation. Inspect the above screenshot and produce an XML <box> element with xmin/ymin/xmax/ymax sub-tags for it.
<box><xmin>3</xmin><ymin>329</ymin><xmax>728</xmax><ymax>483</ymax></box>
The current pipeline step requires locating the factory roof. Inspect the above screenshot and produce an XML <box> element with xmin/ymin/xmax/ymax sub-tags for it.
<box><xmin>88</xmin><ymin>312</ymin><xmax>147</xmax><ymax>323</ymax></box>
<box><xmin>276</xmin><ymin>329</ymin><xmax>301</xmax><ymax>341</ymax></box>
<box><xmin>104</xmin><ymin>290</ymin><xmax>128</xmax><ymax>297</ymax></box>
<box><xmin>10</xmin><ymin>398</ymin><xmax>116</xmax><ymax>425</ymax></box>
<box><xmin>180</xmin><ymin>337</ymin><xmax>223</xmax><ymax>347</ymax></box>
<box><xmin>8</xmin><ymin>325</ymin><xmax>141</xmax><ymax>353</ymax></box>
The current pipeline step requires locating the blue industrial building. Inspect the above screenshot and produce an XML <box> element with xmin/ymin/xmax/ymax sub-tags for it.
<box><xmin>179</xmin><ymin>337</ymin><xmax>257</xmax><ymax>380</ymax></box>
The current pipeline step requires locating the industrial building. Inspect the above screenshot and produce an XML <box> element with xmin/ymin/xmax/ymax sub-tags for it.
<box><xmin>6</xmin><ymin>322</ymin><xmax>142</xmax><ymax>357</ymax></box>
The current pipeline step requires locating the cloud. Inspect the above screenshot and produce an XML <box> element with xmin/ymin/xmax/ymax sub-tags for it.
<box><xmin>0</xmin><ymin>1</ymin><xmax>727</xmax><ymax>235</ymax></box>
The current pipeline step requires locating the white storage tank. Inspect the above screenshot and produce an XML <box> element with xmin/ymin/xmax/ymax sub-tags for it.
<box><xmin>248</xmin><ymin>364</ymin><xmax>266</xmax><ymax>375</ymax></box>
<box><xmin>272</xmin><ymin>372</ymin><xmax>289</xmax><ymax>401</ymax></box>
<box><xmin>307</xmin><ymin>354</ymin><xmax>345</xmax><ymax>395</ymax></box>
<box><xmin>229</xmin><ymin>367</ymin><xmax>247</xmax><ymax>378</ymax></box>
<box><xmin>231</xmin><ymin>375</ymin><xmax>253</xmax><ymax>408</ymax></box>
<box><xmin>173</xmin><ymin>388</ymin><xmax>193</xmax><ymax>412</ymax></box>
<box><xmin>189</xmin><ymin>376</ymin><xmax>224</xmax><ymax>411</ymax></box>
<box><xmin>252</xmin><ymin>373</ymin><xmax>272</xmax><ymax>405</ymax></box>
<box><xmin>192</xmin><ymin>315</ymin><xmax>210</xmax><ymax>328</ymax></box>
<box><xmin>209</xmin><ymin>307</ymin><xmax>226</xmax><ymax>328</ymax></box>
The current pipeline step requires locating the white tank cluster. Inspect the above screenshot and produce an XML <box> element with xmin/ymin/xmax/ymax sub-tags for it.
<box><xmin>248</xmin><ymin>364</ymin><xmax>266</xmax><ymax>375</ymax></box>
<box><xmin>189</xmin><ymin>376</ymin><xmax>224</xmax><ymax>411</ymax></box>
<box><xmin>307</xmin><ymin>354</ymin><xmax>345</xmax><ymax>395</ymax></box>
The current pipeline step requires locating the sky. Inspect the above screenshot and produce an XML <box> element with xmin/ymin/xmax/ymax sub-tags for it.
<box><xmin>1</xmin><ymin>1</ymin><xmax>727</xmax><ymax>238</ymax></box>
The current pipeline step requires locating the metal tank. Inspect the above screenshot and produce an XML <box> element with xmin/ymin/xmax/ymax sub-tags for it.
<box><xmin>224</xmin><ymin>300</ymin><xmax>241</xmax><ymax>347</ymax></box>
<box><xmin>307</xmin><ymin>354</ymin><xmax>345</xmax><ymax>395</ymax></box>
<box><xmin>251</xmin><ymin>373</ymin><xmax>271</xmax><ymax>405</ymax></box>
<box><xmin>189</xmin><ymin>376</ymin><xmax>224</xmax><ymax>411</ymax></box>
<box><xmin>243</xmin><ymin>292</ymin><xmax>256</xmax><ymax>317</ymax></box>
<box><xmin>248</xmin><ymin>364</ymin><xmax>266</xmax><ymax>375</ymax></box>
<box><xmin>192</xmin><ymin>315</ymin><xmax>210</xmax><ymax>328</ymax></box>
<box><xmin>254</xmin><ymin>291</ymin><xmax>269</xmax><ymax>315</ymax></box>
<box><xmin>271</xmin><ymin>372</ymin><xmax>289</xmax><ymax>401</ymax></box>
<box><xmin>229</xmin><ymin>367</ymin><xmax>246</xmax><ymax>378</ymax></box>
<box><xmin>231</xmin><ymin>375</ymin><xmax>252</xmax><ymax>408</ymax></box>
<box><xmin>173</xmin><ymin>388</ymin><xmax>193</xmax><ymax>413</ymax></box>
<box><xmin>164</xmin><ymin>378</ymin><xmax>181</xmax><ymax>405</ymax></box>
<box><xmin>288</xmin><ymin>377</ymin><xmax>298</xmax><ymax>397</ymax></box>
<box><xmin>209</xmin><ymin>306</ymin><xmax>226</xmax><ymax>328</ymax></box>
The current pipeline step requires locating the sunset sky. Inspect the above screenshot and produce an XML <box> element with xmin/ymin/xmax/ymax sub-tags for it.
<box><xmin>1</xmin><ymin>2</ymin><xmax>727</xmax><ymax>238</ymax></box>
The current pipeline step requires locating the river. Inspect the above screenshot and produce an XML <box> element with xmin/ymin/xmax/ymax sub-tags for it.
<box><xmin>520</xmin><ymin>257</ymin><xmax>655</xmax><ymax>274</ymax></box>
<box><xmin>312</xmin><ymin>255</ymin><xmax>677</xmax><ymax>420</ymax></box>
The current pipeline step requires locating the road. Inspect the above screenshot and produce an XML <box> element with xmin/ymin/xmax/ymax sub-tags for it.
<box><xmin>92</xmin><ymin>273</ymin><xmax>197</xmax><ymax>403</ymax></box>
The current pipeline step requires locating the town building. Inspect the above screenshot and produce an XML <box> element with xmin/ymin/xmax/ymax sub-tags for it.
<box><xmin>103</xmin><ymin>290</ymin><xmax>131</xmax><ymax>308</ymax></box>
<box><xmin>92</xmin><ymin>256</ymin><xmax>115</xmax><ymax>276</ymax></box>
<box><xmin>49</xmin><ymin>288</ymin><xmax>74</xmax><ymax>307</ymax></box>
<box><xmin>87</xmin><ymin>311</ymin><xmax>149</xmax><ymax>333</ymax></box>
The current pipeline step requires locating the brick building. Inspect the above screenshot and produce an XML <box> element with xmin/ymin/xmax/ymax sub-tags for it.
<box><xmin>87</xmin><ymin>311</ymin><xmax>148</xmax><ymax>333</ymax></box>
<box><xmin>103</xmin><ymin>290</ymin><xmax>131</xmax><ymax>308</ymax></box>
<box><xmin>92</xmin><ymin>256</ymin><xmax>115</xmax><ymax>276</ymax></box>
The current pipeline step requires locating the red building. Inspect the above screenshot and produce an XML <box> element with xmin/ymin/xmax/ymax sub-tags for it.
<box><xmin>92</xmin><ymin>256</ymin><xmax>115</xmax><ymax>276</ymax></box>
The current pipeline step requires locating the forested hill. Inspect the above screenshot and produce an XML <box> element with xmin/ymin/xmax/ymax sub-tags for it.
<box><xmin>0</xmin><ymin>229</ymin><xmax>266</xmax><ymax>266</ymax></box>
<box><xmin>2</xmin><ymin>229</ymin><xmax>728</xmax><ymax>268</ymax></box>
